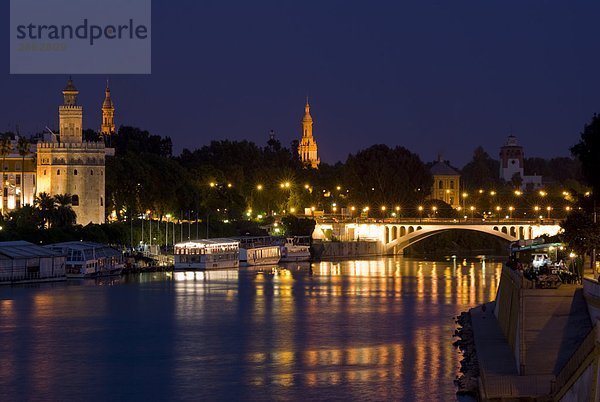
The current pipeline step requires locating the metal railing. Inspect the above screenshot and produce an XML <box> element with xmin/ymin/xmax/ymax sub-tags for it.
<box><xmin>314</xmin><ymin>215</ymin><xmax>561</xmax><ymax>225</ymax></box>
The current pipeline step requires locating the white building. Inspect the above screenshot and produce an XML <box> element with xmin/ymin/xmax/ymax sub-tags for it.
<box><xmin>499</xmin><ymin>135</ymin><xmax>542</xmax><ymax>189</ymax></box>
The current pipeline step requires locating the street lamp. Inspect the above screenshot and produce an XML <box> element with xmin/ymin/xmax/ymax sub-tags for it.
<box><xmin>508</xmin><ymin>206</ymin><xmax>514</xmax><ymax>219</ymax></box>
<box><xmin>418</xmin><ymin>205</ymin><xmax>423</xmax><ymax>222</ymax></box>
<box><xmin>469</xmin><ymin>206</ymin><xmax>475</xmax><ymax>219</ymax></box>
<box><xmin>462</xmin><ymin>192</ymin><xmax>468</xmax><ymax>210</ymax></box>
<box><xmin>546</xmin><ymin>206</ymin><xmax>552</xmax><ymax>219</ymax></box>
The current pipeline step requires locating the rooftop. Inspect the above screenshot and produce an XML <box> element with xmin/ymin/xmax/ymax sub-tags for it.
<box><xmin>0</xmin><ymin>241</ymin><xmax>62</xmax><ymax>259</ymax></box>
<box><xmin>430</xmin><ymin>160</ymin><xmax>460</xmax><ymax>176</ymax></box>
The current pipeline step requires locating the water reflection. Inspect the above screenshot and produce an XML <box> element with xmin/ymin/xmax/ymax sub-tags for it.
<box><xmin>0</xmin><ymin>256</ymin><xmax>501</xmax><ymax>401</ymax></box>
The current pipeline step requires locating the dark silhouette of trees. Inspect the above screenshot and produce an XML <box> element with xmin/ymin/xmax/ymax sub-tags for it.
<box><xmin>571</xmin><ymin>114</ymin><xmax>600</xmax><ymax>196</ymax></box>
<box><xmin>343</xmin><ymin>145</ymin><xmax>432</xmax><ymax>213</ymax></box>
<box><xmin>461</xmin><ymin>146</ymin><xmax>500</xmax><ymax>189</ymax></box>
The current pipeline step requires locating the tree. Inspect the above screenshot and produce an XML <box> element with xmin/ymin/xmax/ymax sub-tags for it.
<box><xmin>343</xmin><ymin>144</ymin><xmax>432</xmax><ymax>214</ymax></box>
<box><xmin>561</xmin><ymin>210</ymin><xmax>600</xmax><ymax>270</ymax></box>
<box><xmin>53</xmin><ymin>194</ymin><xmax>77</xmax><ymax>227</ymax></box>
<box><xmin>16</xmin><ymin>137</ymin><xmax>30</xmax><ymax>208</ymax></box>
<box><xmin>510</xmin><ymin>172</ymin><xmax>523</xmax><ymax>189</ymax></box>
<box><xmin>0</xmin><ymin>135</ymin><xmax>12</xmax><ymax>213</ymax></box>
<box><xmin>461</xmin><ymin>146</ymin><xmax>501</xmax><ymax>189</ymax></box>
<box><xmin>35</xmin><ymin>192</ymin><xmax>55</xmax><ymax>228</ymax></box>
<box><xmin>571</xmin><ymin>114</ymin><xmax>600</xmax><ymax>197</ymax></box>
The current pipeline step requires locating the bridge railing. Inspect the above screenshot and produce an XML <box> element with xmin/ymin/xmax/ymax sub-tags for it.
<box><xmin>313</xmin><ymin>216</ymin><xmax>561</xmax><ymax>226</ymax></box>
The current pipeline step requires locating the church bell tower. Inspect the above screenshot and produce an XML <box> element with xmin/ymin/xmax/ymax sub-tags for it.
<box><xmin>100</xmin><ymin>81</ymin><xmax>116</xmax><ymax>135</ymax></box>
<box><xmin>298</xmin><ymin>99</ymin><xmax>320</xmax><ymax>168</ymax></box>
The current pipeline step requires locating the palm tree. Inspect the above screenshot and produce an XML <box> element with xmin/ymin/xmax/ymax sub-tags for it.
<box><xmin>53</xmin><ymin>194</ymin><xmax>77</xmax><ymax>227</ymax></box>
<box><xmin>0</xmin><ymin>135</ymin><xmax>12</xmax><ymax>213</ymax></box>
<box><xmin>35</xmin><ymin>192</ymin><xmax>55</xmax><ymax>228</ymax></box>
<box><xmin>17</xmin><ymin>137</ymin><xmax>30</xmax><ymax>208</ymax></box>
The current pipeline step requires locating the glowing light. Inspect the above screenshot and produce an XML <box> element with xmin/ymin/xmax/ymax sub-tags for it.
<box><xmin>514</xmin><ymin>190</ymin><xmax>522</xmax><ymax>196</ymax></box>
<box><xmin>395</xmin><ymin>206</ymin><xmax>400</xmax><ymax>211</ymax></box>
<box><xmin>381</xmin><ymin>206</ymin><xmax>386</xmax><ymax>211</ymax></box>
<box><xmin>418</xmin><ymin>206</ymin><xmax>423</xmax><ymax>212</ymax></box>
<box><xmin>257</xmin><ymin>184</ymin><xmax>263</xmax><ymax>190</ymax></box>
<box><xmin>539</xmin><ymin>190</ymin><xmax>547</xmax><ymax>197</ymax></box>
<box><xmin>336</xmin><ymin>186</ymin><xmax>341</xmax><ymax>191</ymax></box>
<box><xmin>209</xmin><ymin>182</ymin><xmax>216</xmax><ymax>187</ymax></box>
<box><xmin>290</xmin><ymin>207</ymin><xmax>296</xmax><ymax>213</ymax></box>
<box><xmin>227</xmin><ymin>183</ymin><xmax>232</xmax><ymax>188</ymax></box>
<box><xmin>490</xmin><ymin>191</ymin><xmax>496</xmax><ymax>196</ymax></box>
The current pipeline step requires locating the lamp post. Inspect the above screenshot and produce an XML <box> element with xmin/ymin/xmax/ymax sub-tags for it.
<box><xmin>418</xmin><ymin>205</ymin><xmax>423</xmax><ymax>223</ymax></box>
<box><xmin>165</xmin><ymin>214</ymin><xmax>171</xmax><ymax>250</ymax></box>
<box><xmin>509</xmin><ymin>206</ymin><xmax>514</xmax><ymax>219</ymax></box>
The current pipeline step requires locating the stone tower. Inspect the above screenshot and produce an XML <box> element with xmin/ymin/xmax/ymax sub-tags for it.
<box><xmin>100</xmin><ymin>81</ymin><xmax>116</xmax><ymax>135</ymax></box>
<box><xmin>58</xmin><ymin>78</ymin><xmax>83</xmax><ymax>143</ymax></box>
<box><xmin>298</xmin><ymin>99</ymin><xmax>320</xmax><ymax>168</ymax></box>
<box><xmin>36</xmin><ymin>78</ymin><xmax>107</xmax><ymax>224</ymax></box>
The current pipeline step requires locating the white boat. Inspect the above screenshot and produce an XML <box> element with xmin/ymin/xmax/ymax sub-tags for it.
<box><xmin>280</xmin><ymin>236</ymin><xmax>311</xmax><ymax>262</ymax></box>
<box><xmin>45</xmin><ymin>241</ymin><xmax>124</xmax><ymax>278</ymax></box>
<box><xmin>236</xmin><ymin>237</ymin><xmax>281</xmax><ymax>266</ymax></box>
<box><xmin>174</xmin><ymin>239</ymin><xmax>240</xmax><ymax>270</ymax></box>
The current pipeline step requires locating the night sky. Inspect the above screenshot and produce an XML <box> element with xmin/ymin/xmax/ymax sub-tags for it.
<box><xmin>2</xmin><ymin>1</ymin><xmax>600</xmax><ymax>166</ymax></box>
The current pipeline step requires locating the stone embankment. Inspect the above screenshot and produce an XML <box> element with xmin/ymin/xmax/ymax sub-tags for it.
<box><xmin>453</xmin><ymin>311</ymin><xmax>480</xmax><ymax>398</ymax></box>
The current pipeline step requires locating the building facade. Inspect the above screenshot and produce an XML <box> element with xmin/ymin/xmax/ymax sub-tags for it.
<box><xmin>0</xmin><ymin>140</ymin><xmax>37</xmax><ymax>213</ymax></box>
<box><xmin>298</xmin><ymin>100</ymin><xmax>320</xmax><ymax>168</ymax></box>
<box><xmin>429</xmin><ymin>159</ymin><xmax>461</xmax><ymax>209</ymax></box>
<box><xmin>36</xmin><ymin>79</ymin><xmax>107</xmax><ymax>224</ymax></box>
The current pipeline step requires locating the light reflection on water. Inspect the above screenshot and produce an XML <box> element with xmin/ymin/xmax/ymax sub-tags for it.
<box><xmin>0</xmin><ymin>256</ymin><xmax>501</xmax><ymax>401</ymax></box>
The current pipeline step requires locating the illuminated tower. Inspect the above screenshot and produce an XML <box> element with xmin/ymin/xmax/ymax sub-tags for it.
<box><xmin>59</xmin><ymin>78</ymin><xmax>83</xmax><ymax>143</ymax></box>
<box><xmin>298</xmin><ymin>99</ymin><xmax>320</xmax><ymax>168</ymax></box>
<box><xmin>37</xmin><ymin>78</ymin><xmax>107</xmax><ymax>224</ymax></box>
<box><xmin>100</xmin><ymin>81</ymin><xmax>115</xmax><ymax>135</ymax></box>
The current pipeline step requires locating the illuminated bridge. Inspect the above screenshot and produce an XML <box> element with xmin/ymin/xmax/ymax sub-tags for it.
<box><xmin>312</xmin><ymin>218</ymin><xmax>562</xmax><ymax>254</ymax></box>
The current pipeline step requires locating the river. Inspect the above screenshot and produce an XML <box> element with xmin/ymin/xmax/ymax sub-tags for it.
<box><xmin>0</xmin><ymin>256</ymin><xmax>501</xmax><ymax>401</ymax></box>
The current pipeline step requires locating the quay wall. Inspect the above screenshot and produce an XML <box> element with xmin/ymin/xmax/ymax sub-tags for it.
<box><xmin>311</xmin><ymin>241</ymin><xmax>384</xmax><ymax>260</ymax></box>
<box><xmin>493</xmin><ymin>266</ymin><xmax>522</xmax><ymax>371</ymax></box>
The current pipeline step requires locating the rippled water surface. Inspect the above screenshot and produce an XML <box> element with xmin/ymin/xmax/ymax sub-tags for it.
<box><xmin>0</xmin><ymin>257</ymin><xmax>501</xmax><ymax>401</ymax></box>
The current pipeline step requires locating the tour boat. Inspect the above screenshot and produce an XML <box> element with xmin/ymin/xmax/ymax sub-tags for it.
<box><xmin>236</xmin><ymin>237</ymin><xmax>281</xmax><ymax>266</ymax></box>
<box><xmin>280</xmin><ymin>236</ymin><xmax>311</xmax><ymax>262</ymax></box>
<box><xmin>45</xmin><ymin>241</ymin><xmax>124</xmax><ymax>278</ymax></box>
<box><xmin>174</xmin><ymin>239</ymin><xmax>240</xmax><ymax>270</ymax></box>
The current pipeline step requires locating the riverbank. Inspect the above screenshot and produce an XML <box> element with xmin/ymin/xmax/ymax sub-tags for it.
<box><xmin>460</xmin><ymin>265</ymin><xmax>599</xmax><ymax>400</ymax></box>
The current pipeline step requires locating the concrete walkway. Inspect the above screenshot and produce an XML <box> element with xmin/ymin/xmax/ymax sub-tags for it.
<box><xmin>471</xmin><ymin>302</ymin><xmax>554</xmax><ymax>400</ymax></box>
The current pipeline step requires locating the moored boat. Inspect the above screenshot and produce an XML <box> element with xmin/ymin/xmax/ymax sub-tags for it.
<box><xmin>174</xmin><ymin>239</ymin><xmax>240</xmax><ymax>270</ymax></box>
<box><xmin>45</xmin><ymin>241</ymin><xmax>124</xmax><ymax>278</ymax></box>
<box><xmin>279</xmin><ymin>236</ymin><xmax>311</xmax><ymax>262</ymax></box>
<box><xmin>236</xmin><ymin>237</ymin><xmax>281</xmax><ymax>266</ymax></box>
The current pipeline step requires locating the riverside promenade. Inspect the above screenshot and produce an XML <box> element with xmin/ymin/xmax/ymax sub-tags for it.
<box><xmin>469</xmin><ymin>266</ymin><xmax>599</xmax><ymax>401</ymax></box>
